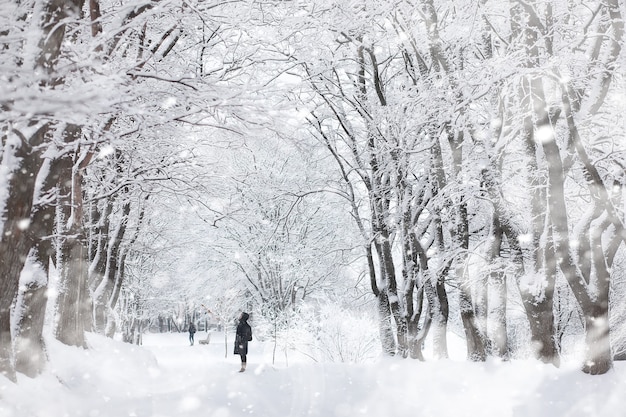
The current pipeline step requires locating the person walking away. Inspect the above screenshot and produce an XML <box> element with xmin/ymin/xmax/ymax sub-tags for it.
<box><xmin>234</xmin><ymin>312</ymin><xmax>252</xmax><ymax>372</ymax></box>
<box><xmin>189</xmin><ymin>321</ymin><xmax>196</xmax><ymax>346</ymax></box>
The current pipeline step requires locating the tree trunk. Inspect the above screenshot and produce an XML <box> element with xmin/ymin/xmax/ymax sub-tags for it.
<box><xmin>519</xmin><ymin>77</ymin><xmax>560</xmax><ymax>365</ymax></box>
<box><xmin>93</xmin><ymin>204</ymin><xmax>128</xmax><ymax>334</ymax></box>
<box><xmin>486</xmin><ymin>215</ymin><xmax>508</xmax><ymax>358</ymax></box>
<box><xmin>406</xmin><ymin>284</ymin><xmax>425</xmax><ymax>360</ymax></box>
<box><xmin>53</xmin><ymin>125</ymin><xmax>91</xmax><ymax>348</ymax></box>
<box><xmin>1</xmin><ymin>0</ymin><xmax>81</xmax><ymax>378</ymax></box>
<box><xmin>14</xmin><ymin>249</ymin><xmax>48</xmax><ymax>378</ymax></box>
<box><xmin>447</xmin><ymin>126</ymin><xmax>486</xmax><ymax>361</ymax></box>
<box><xmin>489</xmin><ymin>267</ymin><xmax>508</xmax><ymax>358</ymax></box>
<box><xmin>0</xmin><ymin>124</ymin><xmax>50</xmax><ymax>381</ymax></box>
<box><xmin>458</xmin><ymin>271</ymin><xmax>486</xmax><ymax>362</ymax></box>
<box><xmin>366</xmin><ymin>244</ymin><xmax>396</xmax><ymax>355</ymax></box>
<box><xmin>88</xmin><ymin>199</ymin><xmax>112</xmax><ymax>297</ymax></box>
<box><xmin>426</xmin><ymin>277</ymin><xmax>449</xmax><ymax>359</ymax></box>
<box><xmin>413</xmin><ymin>232</ymin><xmax>449</xmax><ymax>359</ymax></box>
<box><xmin>55</xmin><ymin>222</ymin><xmax>90</xmax><ymax>348</ymax></box>
<box><xmin>403</xmin><ymin>233</ymin><xmax>424</xmax><ymax>360</ymax></box>
<box><xmin>13</xmin><ymin>150</ymin><xmax>63</xmax><ymax>377</ymax></box>
<box><xmin>377</xmin><ymin>292</ymin><xmax>395</xmax><ymax>356</ymax></box>
<box><xmin>583</xmin><ymin>303</ymin><xmax>611</xmax><ymax>375</ymax></box>
<box><xmin>580</xmin><ymin>218</ymin><xmax>614</xmax><ymax>374</ymax></box>
<box><xmin>105</xmin><ymin>199</ymin><xmax>144</xmax><ymax>337</ymax></box>
<box><xmin>380</xmin><ymin>236</ymin><xmax>407</xmax><ymax>357</ymax></box>
<box><xmin>474</xmin><ymin>274</ymin><xmax>489</xmax><ymax>350</ymax></box>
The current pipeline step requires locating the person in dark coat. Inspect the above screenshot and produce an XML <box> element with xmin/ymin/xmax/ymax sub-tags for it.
<box><xmin>189</xmin><ymin>321</ymin><xmax>196</xmax><ymax>346</ymax></box>
<box><xmin>234</xmin><ymin>312</ymin><xmax>252</xmax><ymax>372</ymax></box>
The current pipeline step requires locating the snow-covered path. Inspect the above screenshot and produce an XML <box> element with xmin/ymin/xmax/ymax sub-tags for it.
<box><xmin>2</xmin><ymin>332</ymin><xmax>626</xmax><ymax>417</ymax></box>
<box><xmin>138</xmin><ymin>333</ymin><xmax>626</xmax><ymax>417</ymax></box>
<box><xmin>141</xmin><ymin>333</ymin><xmax>382</xmax><ymax>417</ymax></box>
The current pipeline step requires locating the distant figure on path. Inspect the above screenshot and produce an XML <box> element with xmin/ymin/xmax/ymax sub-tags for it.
<box><xmin>234</xmin><ymin>312</ymin><xmax>252</xmax><ymax>372</ymax></box>
<box><xmin>189</xmin><ymin>321</ymin><xmax>196</xmax><ymax>346</ymax></box>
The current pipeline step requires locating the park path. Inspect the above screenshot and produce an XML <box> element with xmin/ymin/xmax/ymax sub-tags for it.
<box><xmin>136</xmin><ymin>332</ymin><xmax>362</xmax><ymax>417</ymax></box>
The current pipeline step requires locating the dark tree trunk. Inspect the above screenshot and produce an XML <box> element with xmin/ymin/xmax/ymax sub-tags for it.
<box><xmin>489</xmin><ymin>271</ymin><xmax>508</xmax><ymax>359</ymax></box>
<box><xmin>403</xmin><ymin>231</ymin><xmax>424</xmax><ymax>360</ymax></box>
<box><xmin>380</xmin><ymin>235</ymin><xmax>407</xmax><ymax>357</ymax></box>
<box><xmin>105</xmin><ymin>199</ymin><xmax>142</xmax><ymax>337</ymax></box>
<box><xmin>406</xmin><ymin>284</ymin><xmax>425</xmax><ymax>360</ymax></box>
<box><xmin>14</xmin><ymin>149</ymin><xmax>65</xmax><ymax>377</ymax></box>
<box><xmin>88</xmin><ymin>199</ymin><xmax>112</xmax><ymax>296</ymax></box>
<box><xmin>582</xmin><ymin>303</ymin><xmax>611</xmax><ymax>375</ymax></box>
<box><xmin>0</xmin><ymin>124</ymin><xmax>50</xmax><ymax>381</ymax></box>
<box><xmin>55</xmin><ymin>223</ymin><xmax>90</xmax><ymax>348</ymax></box>
<box><xmin>93</xmin><ymin>207</ymin><xmax>128</xmax><ymax>334</ymax></box>
<box><xmin>53</xmin><ymin>125</ymin><xmax>92</xmax><ymax>348</ymax></box>
<box><xmin>434</xmin><ymin>277</ymin><xmax>449</xmax><ymax>358</ymax></box>
<box><xmin>486</xmin><ymin>213</ymin><xmax>508</xmax><ymax>358</ymax></box>
<box><xmin>14</xmin><ymin>249</ymin><xmax>49</xmax><ymax>378</ymax></box>
<box><xmin>378</xmin><ymin>292</ymin><xmax>395</xmax><ymax>356</ymax></box>
<box><xmin>458</xmin><ymin>279</ymin><xmax>486</xmax><ymax>362</ymax></box>
<box><xmin>580</xmin><ymin>222</ymin><xmax>614</xmax><ymax>375</ymax></box>
<box><xmin>412</xmin><ymin>233</ymin><xmax>448</xmax><ymax>359</ymax></box>
<box><xmin>448</xmin><ymin>127</ymin><xmax>486</xmax><ymax>361</ymax></box>
<box><xmin>1</xmin><ymin>0</ymin><xmax>82</xmax><ymax>379</ymax></box>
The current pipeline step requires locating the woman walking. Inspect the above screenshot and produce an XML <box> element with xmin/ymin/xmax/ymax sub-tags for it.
<box><xmin>234</xmin><ymin>312</ymin><xmax>252</xmax><ymax>372</ymax></box>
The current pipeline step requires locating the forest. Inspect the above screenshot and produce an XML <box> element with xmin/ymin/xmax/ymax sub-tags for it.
<box><xmin>1</xmin><ymin>0</ymin><xmax>625</xmax><ymax>383</ymax></box>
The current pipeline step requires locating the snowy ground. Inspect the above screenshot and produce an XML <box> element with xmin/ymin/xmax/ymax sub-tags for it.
<box><xmin>1</xmin><ymin>331</ymin><xmax>625</xmax><ymax>417</ymax></box>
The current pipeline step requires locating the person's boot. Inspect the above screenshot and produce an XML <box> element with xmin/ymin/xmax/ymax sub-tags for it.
<box><xmin>239</xmin><ymin>362</ymin><xmax>246</xmax><ymax>373</ymax></box>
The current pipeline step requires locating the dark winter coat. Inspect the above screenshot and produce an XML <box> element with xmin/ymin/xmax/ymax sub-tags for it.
<box><xmin>189</xmin><ymin>323</ymin><xmax>196</xmax><ymax>334</ymax></box>
<box><xmin>233</xmin><ymin>313</ymin><xmax>252</xmax><ymax>355</ymax></box>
